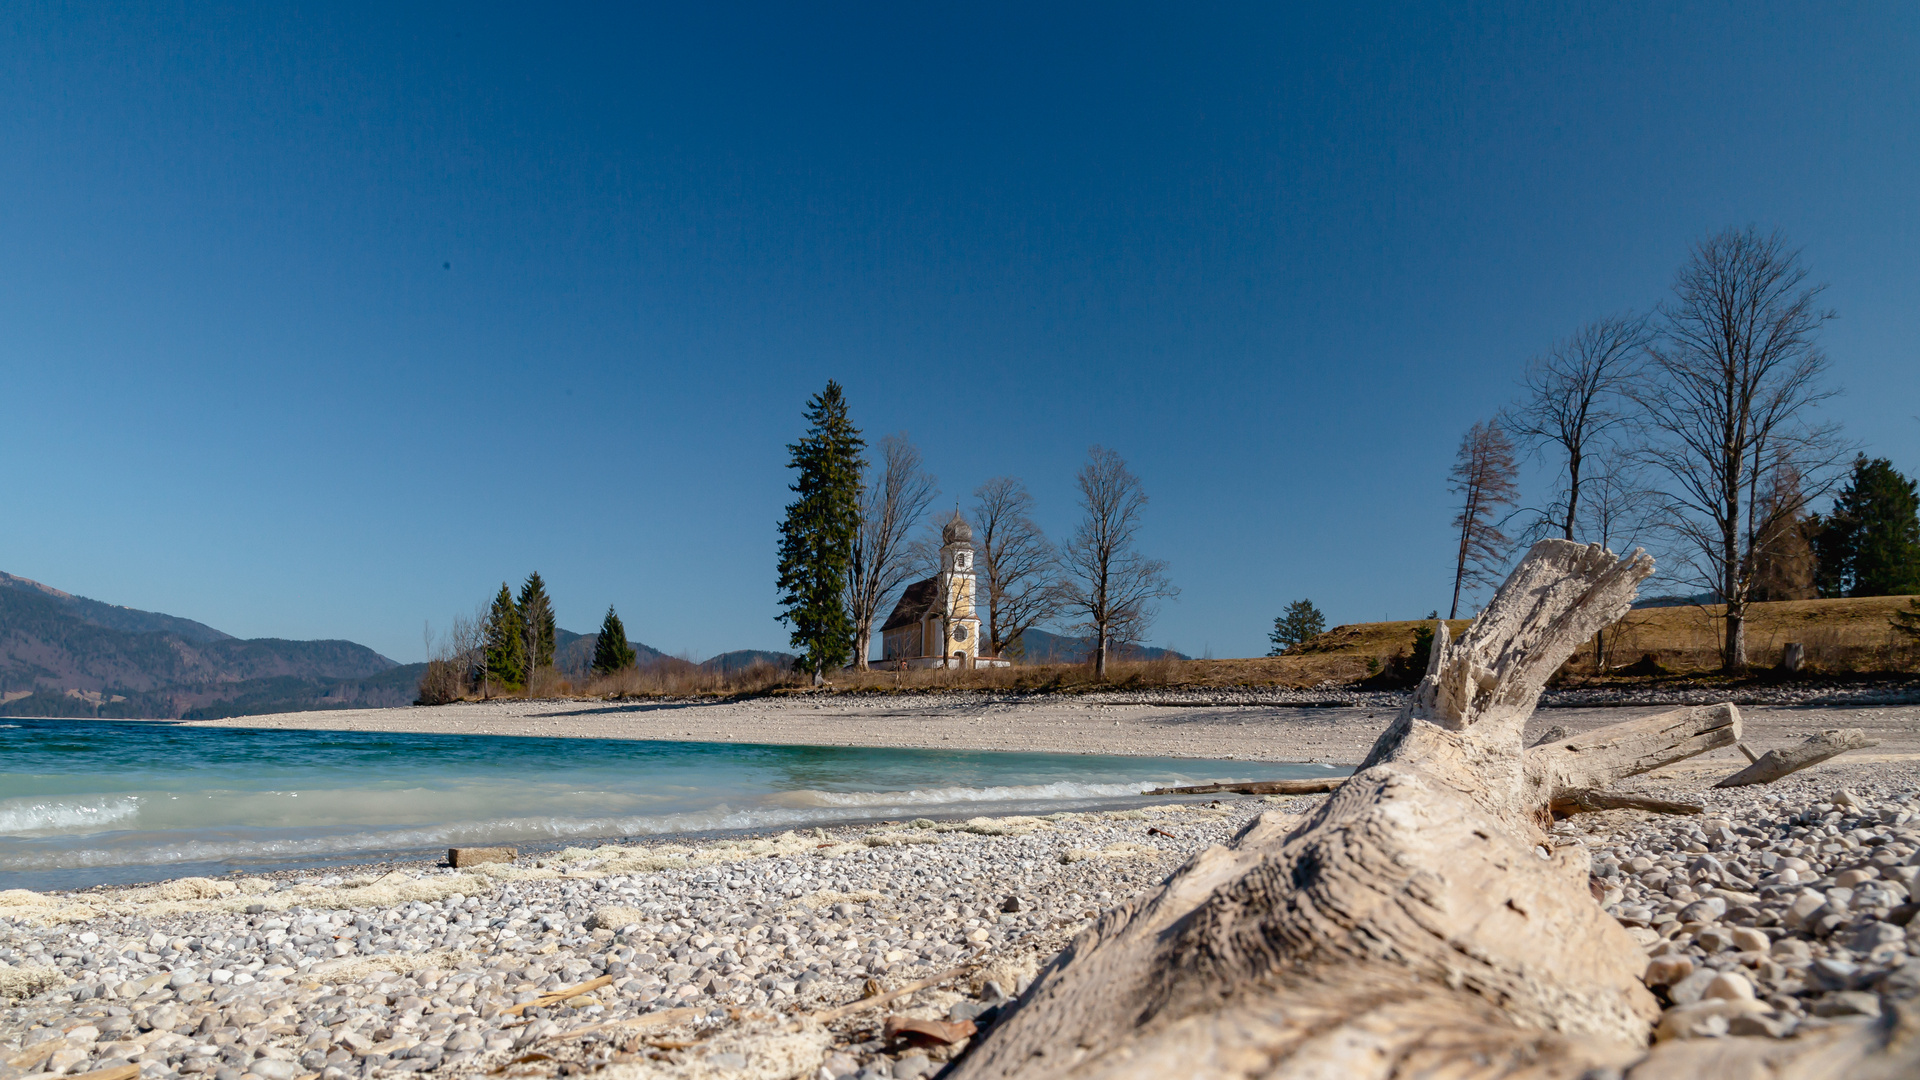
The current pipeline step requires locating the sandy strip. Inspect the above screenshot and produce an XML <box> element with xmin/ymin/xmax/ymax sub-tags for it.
<box><xmin>180</xmin><ymin>694</ymin><xmax>1920</xmax><ymax>771</ymax></box>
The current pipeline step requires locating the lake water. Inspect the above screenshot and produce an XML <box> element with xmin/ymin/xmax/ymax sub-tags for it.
<box><xmin>0</xmin><ymin>718</ymin><xmax>1336</xmax><ymax>891</ymax></box>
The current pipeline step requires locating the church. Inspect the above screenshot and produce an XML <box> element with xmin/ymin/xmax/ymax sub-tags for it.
<box><xmin>879</xmin><ymin>514</ymin><xmax>1011</xmax><ymax>669</ymax></box>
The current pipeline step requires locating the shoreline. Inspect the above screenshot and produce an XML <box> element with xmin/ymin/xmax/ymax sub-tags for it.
<box><xmin>4</xmin><ymin>760</ymin><xmax>1920</xmax><ymax>1080</ymax></box>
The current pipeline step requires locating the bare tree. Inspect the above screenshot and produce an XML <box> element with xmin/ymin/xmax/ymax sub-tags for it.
<box><xmin>1636</xmin><ymin>226</ymin><xmax>1846</xmax><ymax>670</ymax></box>
<box><xmin>1448</xmin><ymin>420</ymin><xmax>1520</xmax><ymax>619</ymax></box>
<box><xmin>1057</xmin><ymin>446</ymin><xmax>1178</xmax><ymax>677</ymax></box>
<box><xmin>970</xmin><ymin>476</ymin><xmax>1060</xmax><ymax>659</ymax></box>
<box><xmin>1506</xmin><ymin>314</ymin><xmax>1649</xmax><ymax>540</ymax></box>
<box><xmin>1575</xmin><ymin>449</ymin><xmax>1654</xmax><ymax>669</ymax></box>
<box><xmin>845</xmin><ymin>433</ymin><xmax>938</xmax><ymax>670</ymax></box>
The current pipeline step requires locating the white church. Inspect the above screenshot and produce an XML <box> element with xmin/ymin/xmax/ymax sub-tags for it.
<box><xmin>879</xmin><ymin>514</ymin><xmax>1011</xmax><ymax>669</ymax></box>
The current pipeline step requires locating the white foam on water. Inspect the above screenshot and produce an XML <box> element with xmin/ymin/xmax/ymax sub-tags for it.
<box><xmin>0</xmin><ymin>780</ymin><xmax>1173</xmax><ymax>871</ymax></box>
<box><xmin>0</xmin><ymin>796</ymin><xmax>143</xmax><ymax>835</ymax></box>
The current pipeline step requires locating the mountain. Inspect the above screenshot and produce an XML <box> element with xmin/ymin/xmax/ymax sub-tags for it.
<box><xmin>0</xmin><ymin>572</ymin><xmax>408</xmax><ymax>720</ymax></box>
<box><xmin>553</xmin><ymin>628</ymin><xmax>668</xmax><ymax>675</ymax></box>
<box><xmin>700</xmin><ymin>649</ymin><xmax>796</xmax><ymax>674</ymax></box>
<box><xmin>1007</xmin><ymin>628</ymin><xmax>1192</xmax><ymax>664</ymax></box>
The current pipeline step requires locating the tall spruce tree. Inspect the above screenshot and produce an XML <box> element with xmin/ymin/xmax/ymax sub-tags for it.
<box><xmin>516</xmin><ymin>572</ymin><xmax>557</xmax><ymax>679</ymax></box>
<box><xmin>483</xmin><ymin>584</ymin><xmax>525</xmax><ymax>692</ymax></box>
<box><xmin>592</xmin><ymin>605</ymin><xmax>638</xmax><ymax>675</ymax></box>
<box><xmin>1812</xmin><ymin>457</ymin><xmax>1920</xmax><ymax>598</ymax></box>
<box><xmin>776</xmin><ymin>381</ymin><xmax>866</xmax><ymax>684</ymax></box>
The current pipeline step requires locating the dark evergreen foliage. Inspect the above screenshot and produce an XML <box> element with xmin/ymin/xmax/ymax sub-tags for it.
<box><xmin>775</xmin><ymin>381</ymin><xmax>866</xmax><ymax>681</ymax></box>
<box><xmin>517</xmin><ymin>572</ymin><xmax>557</xmax><ymax>676</ymax></box>
<box><xmin>1267</xmin><ymin>599</ymin><xmax>1328</xmax><ymax>656</ymax></box>
<box><xmin>484</xmin><ymin>583</ymin><xmax>525</xmax><ymax>690</ymax></box>
<box><xmin>1812</xmin><ymin>456</ymin><xmax>1920</xmax><ymax>598</ymax></box>
<box><xmin>592</xmin><ymin>605</ymin><xmax>638</xmax><ymax>675</ymax></box>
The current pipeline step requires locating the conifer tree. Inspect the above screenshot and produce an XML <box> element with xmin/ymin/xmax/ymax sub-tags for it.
<box><xmin>776</xmin><ymin>381</ymin><xmax>866</xmax><ymax>684</ymax></box>
<box><xmin>592</xmin><ymin>605</ymin><xmax>638</xmax><ymax>675</ymax></box>
<box><xmin>517</xmin><ymin>572</ymin><xmax>557</xmax><ymax>678</ymax></box>
<box><xmin>1267</xmin><ymin>599</ymin><xmax>1327</xmax><ymax>656</ymax></box>
<box><xmin>483</xmin><ymin>584</ymin><xmax>525</xmax><ymax>692</ymax></box>
<box><xmin>1812</xmin><ymin>457</ymin><xmax>1920</xmax><ymax>598</ymax></box>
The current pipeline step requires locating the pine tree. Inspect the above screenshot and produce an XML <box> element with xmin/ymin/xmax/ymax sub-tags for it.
<box><xmin>1267</xmin><ymin>599</ymin><xmax>1327</xmax><ymax>656</ymax></box>
<box><xmin>776</xmin><ymin>381</ymin><xmax>866</xmax><ymax>683</ymax></box>
<box><xmin>592</xmin><ymin>605</ymin><xmax>638</xmax><ymax>675</ymax></box>
<box><xmin>1812</xmin><ymin>456</ymin><xmax>1920</xmax><ymax>598</ymax></box>
<box><xmin>517</xmin><ymin>572</ymin><xmax>557</xmax><ymax>679</ymax></box>
<box><xmin>483</xmin><ymin>584</ymin><xmax>525</xmax><ymax>692</ymax></box>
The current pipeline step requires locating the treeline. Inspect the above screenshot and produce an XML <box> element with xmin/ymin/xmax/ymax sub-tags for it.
<box><xmin>775</xmin><ymin>382</ymin><xmax>1178</xmax><ymax>682</ymax></box>
<box><xmin>417</xmin><ymin>572</ymin><xmax>640</xmax><ymax>704</ymax></box>
<box><xmin>1429</xmin><ymin>226</ymin><xmax>1918</xmax><ymax>672</ymax></box>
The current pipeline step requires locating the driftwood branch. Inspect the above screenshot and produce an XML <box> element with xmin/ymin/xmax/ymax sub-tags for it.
<box><xmin>1549</xmin><ymin>789</ymin><xmax>1703</xmax><ymax>817</ymax></box>
<box><xmin>949</xmin><ymin>541</ymin><xmax>1917</xmax><ymax>1079</ymax></box>
<box><xmin>1145</xmin><ymin>778</ymin><xmax>1345</xmax><ymax>797</ymax></box>
<box><xmin>1523</xmin><ymin>703</ymin><xmax>1741</xmax><ymax>804</ymax></box>
<box><xmin>1715</xmin><ymin>728</ymin><xmax>1879</xmax><ymax>788</ymax></box>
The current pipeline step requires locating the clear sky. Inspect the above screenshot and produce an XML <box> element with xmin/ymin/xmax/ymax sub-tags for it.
<box><xmin>3</xmin><ymin>2</ymin><xmax>1917</xmax><ymax>663</ymax></box>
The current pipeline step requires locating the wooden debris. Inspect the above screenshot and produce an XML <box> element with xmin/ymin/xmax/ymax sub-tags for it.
<box><xmin>944</xmin><ymin>541</ymin><xmax>1918</xmax><ymax>1079</ymax></box>
<box><xmin>1715</xmin><ymin>729</ymin><xmax>1880</xmax><ymax>788</ymax></box>
<box><xmin>68</xmin><ymin>1067</ymin><xmax>141</xmax><ymax>1080</ymax></box>
<box><xmin>1550</xmin><ymin>789</ymin><xmax>1704</xmax><ymax>817</ymax></box>
<box><xmin>808</xmin><ymin>963</ymin><xmax>976</xmax><ymax>1025</ymax></box>
<box><xmin>1522</xmin><ymin>702</ymin><xmax>1741</xmax><ymax>805</ymax></box>
<box><xmin>1143</xmin><ymin>777</ymin><xmax>1345</xmax><ymax>797</ymax></box>
<box><xmin>448</xmin><ymin>846</ymin><xmax>518</xmax><ymax>868</ymax></box>
<box><xmin>503</xmin><ymin>974</ymin><xmax>613</xmax><ymax>1016</ymax></box>
<box><xmin>884</xmin><ymin>1015</ymin><xmax>978</xmax><ymax>1046</ymax></box>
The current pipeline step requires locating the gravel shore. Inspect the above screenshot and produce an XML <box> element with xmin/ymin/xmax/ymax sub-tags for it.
<box><xmin>6</xmin><ymin>693</ymin><xmax>1918</xmax><ymax>1079</ymax></box>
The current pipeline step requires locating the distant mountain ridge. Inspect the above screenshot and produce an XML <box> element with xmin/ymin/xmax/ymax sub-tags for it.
<box><xmin>1010</xmin><ymin>628</ymin><xmax>1191</xmax><ymax>664</ymax></box>
<box><xmin>0</xmin><ymin>573</ymin><xmax>410</xmax><ymax>719</ymax></box>
<box><xmin>0</xmin><ymin>571</ymin><xmax>796</xmax><ymax>719</ymax></box>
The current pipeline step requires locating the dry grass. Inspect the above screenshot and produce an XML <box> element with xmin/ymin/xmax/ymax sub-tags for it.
<box><xmin>411</xmin><ymin>595</ymin><xmax>1916</xmax><ymax>706</ymax></box>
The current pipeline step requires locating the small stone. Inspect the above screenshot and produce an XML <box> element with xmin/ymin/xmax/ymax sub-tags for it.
<box><xmin>1784</xmin><ymin>892</ymin><xmax>1828</xmax><ymax>928</ymax></box>
<box><xmin>1850</xmin><ymin>921</ymin><xmax>1905</xmax><ymax>955</ymax></box>
<box><xmin>1728</xmin><ymin>1011</ymin><xmax>1795</xmax><ymax>1038</ymax></box>
<box><xmin>1667</xmin><ymin>967</ymin><xmax>1718</xmax><ymax>1006</ymax></box>
<box><xmin>247</xmin><ymin>1060</ymin><xmax>300</xmax><ymax>1080</ymax></box>
<box><xmin>1729</xmin><ymin>927</ymin><xmax>1770</xmax><ymax>953</ymax></box>
<box><xmin>1644</xmin><ymin>956</ymin><xmax>1693</xmax><ymax>988</ymax></box>
<box><xmin>1771</xmin><ymin>937</ymin><xmax>1812</xmax><ymax>962</ymax></box>
<box><xmin>1809</xmin><ymin>957</ymin><xmax>1861</xmax><ymax>990</ymax></box>
<box><xmin>1695</xmin><ymin>927</ymin><xmax>1735</xmax><ymax>953</ymax></box>
<box><xmin>893</xmin><ymin>1053</ymin><xmax>932</xmax><ymax>1080</ymax></box>
<box><xmin>1703</xmin><ymin>971</ymin><xmax>1755</xmax><ymax>1002</ymax></box>
<box><xmin>1000</xmin><ymin>896</ymin><xmax>1022</xmax><ymax>914</ymax></box>
<box><xmin>1811</xmin><ymin>990</ymin><xmax>1881</xmax><ymax>1018</ymax></box>
<box><xmin>1836</xmin><ymin>868</ymin><xmax>1879</xmax><ymax>887</ymax></box>
<box><xmin>820</xmin><ymin>1052</ymin><xmax>859</xmax><ymax>1078</ymax></box>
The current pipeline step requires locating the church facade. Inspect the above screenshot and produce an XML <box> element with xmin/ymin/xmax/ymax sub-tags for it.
<box><xmin>879</xmin><ymin>514</ymin><xmax>1010</xmax><ymax>669</ymax></box>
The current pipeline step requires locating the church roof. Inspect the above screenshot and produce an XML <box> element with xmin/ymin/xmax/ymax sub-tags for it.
<box><xmin>880</xmin><ymin>577</ymin><xmax>940</xmax><ymax>632</ymax></box>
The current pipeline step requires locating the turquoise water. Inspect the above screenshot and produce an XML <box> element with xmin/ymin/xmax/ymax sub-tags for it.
<box><xmin>0</xmin><ymin>718</ymin><xmax>1335</xmax><ymax>890</ymax></box>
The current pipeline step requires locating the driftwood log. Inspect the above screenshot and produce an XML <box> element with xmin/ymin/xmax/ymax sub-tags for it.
<box><xmin>1715</xmin><ymin>728</ymin><xmax>1880</xmax><ymax>788</ymax></box>
<box><xmin>1145</xmin><ymin>778</ymin><xmax>1347</xmax><ymax>797</ymax></box>
<box><xmin>950</xmin><ymin>540</ymin><xmax>1919</xmax><ymax>1079</ymax></box>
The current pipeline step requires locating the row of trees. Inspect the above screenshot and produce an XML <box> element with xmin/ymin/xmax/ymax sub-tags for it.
<box><xmin>423</xmin><ymin>573</ymin><xmax>641</xmax><ymax>702</ymax></box>
<box><xmin>1444</xmin><ymin>226</ymin><xmax>1919</xmax><ymax>670</ymax></box>
<box><xmin>775</xmin><ymin>382</ymin><xmax>1178</xmax><ymax>682</ymax></box>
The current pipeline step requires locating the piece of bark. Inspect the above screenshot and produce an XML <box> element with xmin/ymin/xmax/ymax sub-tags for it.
<box><xmin>1521</xmin><ymin>702</ymin><xmax>1741</xmax><ymax>806</ymax></box>
<box><xmin>1714</xmin><ymin>729</ymin><xmax>1879</xmax><ymax>788</ymax></box>
<box><xmin>447</xmin><ymin>845</ymin><xmax>517</xmax><ymax>868</ymax></box>
<box><xmin>1144</xmin><ymin>778</ymin><xmax>1345</xmax><ymax>797</ymax></box>
<box><xmin>1549</xmin><ymin>789</ymin><xmax>1703</xmax><ymax>817</ymax></box>
<box><xmin>948</xmin><ymin>541</ymin><xmax>1917</xmax><ymax>1080</ymax></box>
<box><xmin>885</xmin><ymin>1015</ymin><xmax>978</xmax><ymax>1046</ymax></box>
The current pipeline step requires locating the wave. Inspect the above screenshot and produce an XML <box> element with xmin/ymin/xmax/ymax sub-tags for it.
<box><xmin>787</xmin><ymin>781</ymin><xmax>1157</xmax><ymax>806</ymax></box>
<box><xmin>0</xmin><ymin>796</ymin><xmax>143</xmax><ymax>835</ymax></box>
<box><xmin>0</xmin><ymin>780</ymin><xmax>1177</xmax><ymax>871</ymax></box>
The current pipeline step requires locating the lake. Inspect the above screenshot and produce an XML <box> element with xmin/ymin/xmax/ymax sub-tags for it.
<box><xmin>0</xmin><ymin>717</ymin><xmax>1336</xmax><ymax>890</ymax></box>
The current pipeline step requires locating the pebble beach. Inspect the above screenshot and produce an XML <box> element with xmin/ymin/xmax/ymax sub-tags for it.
<box><xmin>4</xmin><ymin>693</ymin><xmax>1919</xmax><ymax>1079</ymax></box>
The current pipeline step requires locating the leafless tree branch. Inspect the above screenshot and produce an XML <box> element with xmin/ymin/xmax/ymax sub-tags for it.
<box><xmin>846</xmin><ymin>433</ymin><xmax>938</xmax><ymax>670</ymax></box>
<box><xmin>970</xmin><ymin>477</ymin><xmax>1060</xmax><ymax>659</ymax></box>
<box><xmin>1057</xmin><ymin>446</ymin><xmax>1178</xmax><ymax>677</ymax></box>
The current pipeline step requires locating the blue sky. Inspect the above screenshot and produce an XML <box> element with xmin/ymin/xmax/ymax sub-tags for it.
<box><xmin>3</xmin><ymin>2</ymin><xmax>1916</xmax><ymax>663</ymax></box>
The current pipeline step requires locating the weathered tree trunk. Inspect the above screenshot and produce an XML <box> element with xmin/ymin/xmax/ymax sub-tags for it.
<box><xmin>950</xmin><ymin>541</ymin><xmax>1915</xmax><ymax>1080</ymax></box>
<box><xmin>854</xmin><ymin>628</ymin><xmax>872</xmax><ymax>672</ymax></box>
<box><xmin>1715</xmin><ymin>729</ymin><xmax>1879</xmax><ymax>788</ymax></box>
